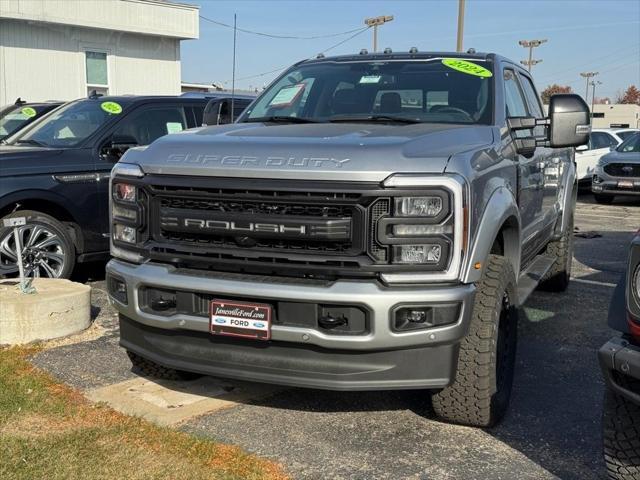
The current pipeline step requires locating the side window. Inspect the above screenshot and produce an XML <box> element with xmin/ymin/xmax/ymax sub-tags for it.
<box><xmin>112</xmin><ymin>106</ymin><xmax>187</xmax><ymax>145</ymax></box>
<box><xmin>590</xmin><ymin>132</ymin><xmax>617</xmax><ymax>150</ymax></box>
<box><xmin>503</xmin><ymin>69</ymin><xmax>528</xmax><ymax>117</ymax></box>
<box><xmin>518</xmin><ymin>74</ymin><xmax>543</xmax><ymax>118</ymax></box>
<box><xmin>191</xmin><ymin>106</ymin><xmax>204</xmax><ymax>127</ymax></box>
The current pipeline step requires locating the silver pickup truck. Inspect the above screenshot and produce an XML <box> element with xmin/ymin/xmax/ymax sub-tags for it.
<box><xmin>106</xmin><ymin>50</ymin><xmax>589</xmax><ymax>427</ymax></box>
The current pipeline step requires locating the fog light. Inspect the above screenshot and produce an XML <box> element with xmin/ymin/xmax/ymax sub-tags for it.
<box><xmin>107</xmin><ymin>275</ymin><xmax>128</xmax><ymax>304</ymax></box>
<box><xmin>112</xmin><ymin>204</ymin><xmax>137</xmax><ymax>221</ymax></box>
<box><xmin>393</xmin><ymin>244</ymin><xmax>441</xmax><ymax>264</ymax></box>
<box><xmin>393</xmin><ymin>303</ymin><xmax>461</xmax><ymax>332</ymax></box>
<box><xmin>113</xmin><ymin>224</ymin><xmax>136</xmax><ymax>243</ymax></box>
<box><xmin>114</xmin><ymin>183</ymin><xmax>136</xmax><ymax>202</ymax></box>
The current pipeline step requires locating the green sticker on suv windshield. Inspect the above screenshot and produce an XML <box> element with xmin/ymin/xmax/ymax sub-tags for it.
<box><xmin>21</xmin><ymin>107</ymin><xmax>37</xmax><ymax>118</ymax></box>
<box><xmin>442</xmin><ymin>59</ymin><xmax>492</xmax><ymax>78</ymax></box>
<box><xmin>101</xmin><ymin>101</ymin><xmax>122</xmax><ymax>114</ymax></box>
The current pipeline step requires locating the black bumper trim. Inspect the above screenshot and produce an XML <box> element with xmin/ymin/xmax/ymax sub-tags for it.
<box><xmin>119</xmin><ymin>314</ymin><xmax>459</xmax><ymax>391</ymax></box>
<box><xmin>599</xmin><ymin>336</ymin><xmax>640</xmax><ymax>405</ymax></box>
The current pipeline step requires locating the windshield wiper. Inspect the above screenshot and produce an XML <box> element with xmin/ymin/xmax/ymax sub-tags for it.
<box><xmin>244</xmin><ymin>116</ymin><xmax>321</xmax><ymax>124</ymax></box>
<box><xmin>328</xmin><ymin>115</ymin><xmax>422</xmax><ymax>124</ymax></box>
<box><xmin>15</xmin><ymin>139</ymin><xmax>47</xmax><ymax>147</ymax></box>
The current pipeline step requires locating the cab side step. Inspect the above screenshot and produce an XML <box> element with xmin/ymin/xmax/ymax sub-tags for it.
<box><xmin>517</xmin><ymin>255</ymin><xmax>555</xmax><ymax>306</ymax></box>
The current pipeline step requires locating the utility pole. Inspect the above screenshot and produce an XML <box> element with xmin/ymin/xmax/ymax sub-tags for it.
<box><xmin>580</xmin><ymin>72</ymin><xmax>599</xmax><ymax>103</ymax></box>
<box><xmin>518</xmin><ymin>39</ymin><xmax>547</xmax><ymax>72</ymax></box>
<box><xmin>456</xmin><ymin>0</ymin><xmax>465</xmax><ymax>52</ymax></box>
<box><xmin>591</xmin><ymin>80</ymin><xmax>602</xmax><ymax>119</ymax></box>
<box><xmin>231</xmin><ymin>13</ymin><xmax>237</xmax><ymax>116</ymax></box>
<box><xmin>364</xmin><ymin>15</ymin><xmax>393</xmax><ymax>52</ymax></box>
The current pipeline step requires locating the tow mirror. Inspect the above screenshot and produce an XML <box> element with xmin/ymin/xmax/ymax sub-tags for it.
<box><xmin>547</xmin><ymin>94</ymin><xmax>590</xmax><ymax>148</ymax></box>
<box><xmin>507</xmin><ymin>93</ymin><xmax>590</xmax><ymax>157</ymax></box>
<box><xmin>203</xmin><ymin>98</ymin><xmax>232</xmax><ymax>126</ymax></box>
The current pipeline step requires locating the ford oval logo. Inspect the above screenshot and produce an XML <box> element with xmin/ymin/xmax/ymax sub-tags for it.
<box><xmin>622</xmin><ymin>166</ymin><xmax>634</xmax><ymax>173</ymax></box>
<box><xmin>214</xmin><ymin>318</ymin><xmax>226</xmax><ymax>324</ymax></box>
<box><xmin>253</xmin><ymin>322</ymin><xmax>265</xmax><ymax>328</ymax></box>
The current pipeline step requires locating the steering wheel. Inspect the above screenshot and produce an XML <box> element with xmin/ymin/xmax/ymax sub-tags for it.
<box><xmin>432</xmin><ymin>106</ymin><xmax>473</xmax><ymax>121</ymax></box>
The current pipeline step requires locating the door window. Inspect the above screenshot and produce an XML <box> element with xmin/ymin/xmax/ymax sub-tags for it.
<box><xmin>503</xmin><ymin>70</ymin><xmax>528</xmax><ymax>117</ymax></box>
<box><xmin>112</xmin><ymin>106</ymin><xmax>187</xmax><ymax>146</ymax></box>
<box><xmin>590</xmin><ymin>132</ymin><xmax>618</xmax><ymax>150</ymax></box>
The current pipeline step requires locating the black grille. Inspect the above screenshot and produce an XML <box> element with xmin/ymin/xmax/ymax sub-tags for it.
<box><xmin>604</xmin><ymin>163</ymin><xmax>640</xmax><ymax>177</ymax></box>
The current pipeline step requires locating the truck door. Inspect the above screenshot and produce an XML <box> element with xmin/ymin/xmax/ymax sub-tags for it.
<box><xmin>517</xmin><ymin>71</ymin><xmax>559</xmax><ymax>243</ymax></box>
<box><xmin>94</xmin><ymin>104</ymin><xmax>190</xmax><ymax>250</ymax></box>
<box><xmin>504</xmin><ymin>68</ymin><xmax>545</xmax><ymax>261</ymax></box>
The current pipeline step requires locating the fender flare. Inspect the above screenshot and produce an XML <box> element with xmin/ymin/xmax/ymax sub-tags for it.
<box><xmin>557</xmin><ymin>158</ymin><xmax>577</xmax><ymax>236</ymax></box>
<box><xmin>463</xmin><ymin>186</ymin><xmax>521</xmax><ymax>283</ymax></box>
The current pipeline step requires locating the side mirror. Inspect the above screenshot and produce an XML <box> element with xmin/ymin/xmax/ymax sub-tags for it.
<box><xmin>102</xmin><ymin>134</ymin><xmax>138</xmax><ymax>160</ymax></box>
<box><xmin>575</xmin><ymin>144</ymin><xmax>588</xmax><ymax>152</ymax></box>
<box><xmin>547</xmin><ymin>94</ymin><xmax>590</xmax><ymax>148</ymax></box>
<box><xmin>203</xmin><ymin>99</ymin><xmax>232</xmax><ymax>126</ymax></box>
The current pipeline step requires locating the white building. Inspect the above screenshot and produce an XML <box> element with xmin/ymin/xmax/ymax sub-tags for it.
<box><xmin>591</xmin><ymin>104</ymin><xmax>640</xmax><ymax>129</ymax></box>
<box><xmin>0</xmin><ymin>0</ymin><xmax>199</xmax><ymax>105</ymax></box>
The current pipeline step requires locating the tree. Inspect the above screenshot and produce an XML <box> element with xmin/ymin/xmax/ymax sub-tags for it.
<box><xmin>541</xmin><ymin>84</ymin><xmax>573</xmax><ymax>105</ymax></box>
<box><xmin>617</xmin><ymin>85</ymin><xmax>640</xmax><ymax>105</ymax></box>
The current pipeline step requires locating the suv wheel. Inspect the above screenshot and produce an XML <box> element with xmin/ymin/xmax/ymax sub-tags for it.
<box><xmin>431</xmin><ymin>254</ymin><xmax>518</xmax><ymax>427</ymax></box>
<box><xmin>0</xmin><ymin>210</ymin><xmax>75</xmax><ymax>279</ymax></box>
<box><xmin>127</xmin><ymin>351</ymin><xmax>200</xmax><ymax>381</ymax></box>
<box><xmin>539</xmin><ymin>212</ymin><xmax>574</xmax><ymax>292</ymax></box>
<box><xmin>595</xmin><ymin>194</ymin><xmax>615</xmax><ymax>205</ymax></box>
<box><xmin>604</xmin><ymin>387</ymin><xmax>640</xmax><ymax>479</ymax></box>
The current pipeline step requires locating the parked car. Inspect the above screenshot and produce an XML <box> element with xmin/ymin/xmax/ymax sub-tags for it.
<box><xmin>592</xmin><ymin>132</ymin><xmax>640</xmax><ymax>203</ymax></box>
<box><xmin>600</xmin><ymin>231</ymin><xmax>640</xmax><ymax>479</ymax></box>
<box><xmin>106</xmin><ymin>50</ymin><xmax>589</xmax><ymax>427</ymax></box>
<box><xmin>612</xmin><ymin>128</ymin><xmax>640</xmax><ymax>142</ymax></box>
<box><xmin>575</xmin><ymin>128</ymin><xmax>628</xmax><ymax>185</ymax></box>
<box><xmin>0</xmin><ymin>94</ymin><xmax>212</xmax><ymax>278</ymax></box>
<box><xmin>0</xmin><ymin>98</ymin><xmax>62</xmax><ymax>142</ymax></box>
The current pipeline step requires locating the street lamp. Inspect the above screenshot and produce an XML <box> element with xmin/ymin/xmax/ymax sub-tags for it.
<box><xmin>518</xmin><ymin>39</ymin><xmax>547</xmax><ymax>71</ymax></box>
<box><xmin>591</xmin><ymin>80</ymin><xmax>603</xmax><ymax>120</ymax></box>
<box><xmin>364</xmin><ymin>15</ymin><xmax>394</xmax><ymax>53</ymax></box>
<box><xmin>580</xmin><ymin>72</ymin><xmax>599</xmax><ymax>103</ymax></box>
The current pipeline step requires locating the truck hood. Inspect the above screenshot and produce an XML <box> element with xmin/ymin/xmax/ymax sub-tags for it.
<box><xmin>601</xmin><ymin>150</ymin><xmax>640</xmax><ymax>164</ymax></box>
<box><xmin>127</xmin><ymin>122</ymin><xmax>495</xmax><ymax>182</ymax></box>
<box><xmin>0</xmin><ymin>145</ymin><xmax>69</xmax><ymax>177</ymax></box>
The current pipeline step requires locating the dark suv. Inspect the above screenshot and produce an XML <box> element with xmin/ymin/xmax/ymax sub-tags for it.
<box><xmin>0</xmin><ymin>95</ymin><xmax>211</xmax><ymax>278</ymax></box>
<box><xmin>0</xmin><ymin>98</ymin><xmax>63</xmax><ymax>142</ymax></box>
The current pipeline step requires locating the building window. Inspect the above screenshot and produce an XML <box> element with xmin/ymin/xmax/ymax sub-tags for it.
<box><xmin>85</xmin><ymin>51</ymin><xmax>109</xmax><ymax>96</ymax></box>
<box><xmin>591</xmin><ymin>112</ymin><xmax>605</xmax><ymax>118</ymax></box>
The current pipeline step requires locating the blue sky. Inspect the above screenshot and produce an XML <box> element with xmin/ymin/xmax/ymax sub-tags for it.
<box><xmin>181</xmin><ymin>0</ymin><xmax>640</xmax><ymax>100</ymax></box>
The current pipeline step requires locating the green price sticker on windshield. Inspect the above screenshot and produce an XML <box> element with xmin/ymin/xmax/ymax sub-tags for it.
<box><xmin>442</xmin><ymin>59</ymin><xmax>492</xmax><ymax>78</ymax></box>
<box><xmin>21</xmin><ymin>107</ymin><xmax>37</xmax><ymax>118</ymax></box>
<box><xmin>101</xmin><ymin>101</ymin><xmax>122</xmax><ymax>115</ymax></box>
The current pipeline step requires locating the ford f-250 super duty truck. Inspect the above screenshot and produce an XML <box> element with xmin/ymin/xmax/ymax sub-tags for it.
<box><xmin>106</xmin><ymin>50</ymin><xmax>590</xmax><ymax>427</ymax></box>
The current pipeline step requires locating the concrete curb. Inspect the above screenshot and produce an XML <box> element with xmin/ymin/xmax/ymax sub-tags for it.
<box><xmin>0</xmin><ymin>278</ymin><xmax>91</xmax><ymax>345</ymax></box>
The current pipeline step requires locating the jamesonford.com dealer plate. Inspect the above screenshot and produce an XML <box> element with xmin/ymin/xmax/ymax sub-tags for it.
<box><xmin>210</xmin><ymin>299</ymin><xmax>272</xmax><ymax>340</ymax></box>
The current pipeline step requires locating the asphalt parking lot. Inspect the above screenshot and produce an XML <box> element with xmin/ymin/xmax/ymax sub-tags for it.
<box><xmin>31</xmin><ymin>193</ymin><xmax>640</xmax><ymax>480</ymax></box>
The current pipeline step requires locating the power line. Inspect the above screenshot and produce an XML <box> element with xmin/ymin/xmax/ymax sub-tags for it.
<box><xmin>199</xmin><ymin>14</ymin><xmax>366</xmax><ymax>40</ymax></box>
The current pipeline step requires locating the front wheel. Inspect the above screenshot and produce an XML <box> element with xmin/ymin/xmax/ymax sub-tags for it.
<box><xmin>603</xmin><ymin>387</ymin><xmax>640</xmax><ymax>479</ymax></box>
<box><xmin>0</xmin><ymin>210</ymin><xmax>75</xmax><ymax>279</ymax></box>
<box><xmin>431</xmin><ymin>254</ymin><xmax>518</xmax><ymax>427</ymax></box>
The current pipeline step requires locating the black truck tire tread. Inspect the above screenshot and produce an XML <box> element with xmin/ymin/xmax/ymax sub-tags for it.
<box><xmin>127</xmin><ymin>351</ymin><xmax>200</xmax><ymax>381</ymax></box>
<box><xmin>540</xmin><ymin>212</ymin><xmax>574</xmax><ymax>292</ymax></box>
<box><xmin>604</xmin><ymin>388</ymin><xmax>640</xmax><ymax>480</ymax></box>
<box><xmin>431</xmin><ymin>254</ymin><xmax>517</xmax><ymax>427</ymax></box>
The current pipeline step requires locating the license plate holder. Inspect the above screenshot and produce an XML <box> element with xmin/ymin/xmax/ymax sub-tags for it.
<box><xmin>618</xmin><ymin>180</ymin><xmax>634</xmax><ymax>189</ymax></box>
<box><xmin>210</xmin><ymin>299</ymin><xmax>272</xmax><ymax>341</ymax></box>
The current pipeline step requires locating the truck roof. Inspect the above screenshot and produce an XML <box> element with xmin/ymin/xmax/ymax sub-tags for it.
<box><xmin>300</xmin><ymin>50</ymin><xmax>499</xmax><ymax>66</ymax></box>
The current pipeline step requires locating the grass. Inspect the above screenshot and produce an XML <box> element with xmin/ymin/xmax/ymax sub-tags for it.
<box><xmin>0</xmin><ymin>346</ymin><xmax>288</xmax><ymax>480</ymax></box>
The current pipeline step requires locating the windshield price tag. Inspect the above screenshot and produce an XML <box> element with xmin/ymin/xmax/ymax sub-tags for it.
<box><xmin>441</xmin><ymin>59</ymin><xmax>493</xmax><ymax>78</ymax></box>
<box><xmin>359</xmin><ymin>75</ymin><xmax>381</xmax><ymax>84</ymax></box>
<box><xmin>100</xmin><ymin>101</ymin><xmax>123</xmax><ymax>115</ymax></box>
<box><xmin>269</xmin><ymin>83</ymin><xmax>305</xmax><ymax>107</ymax></box>
<box><xmin>21</xmin><ymin>107</ymin><xmax>37</xmax><ymax>118</ymax></box>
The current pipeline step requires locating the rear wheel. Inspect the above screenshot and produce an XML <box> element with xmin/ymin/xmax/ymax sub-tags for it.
<box><xmin>431</xmin><ymin>254</ymin><xmax>518</xmax><ymax>427</ymax></box>
<box><xmin>127</xmin><ymin>351</ymin><xmax>200</xmax><ymax>381</ymax></box>
<box><xmin>0</xmin><ymin>210</ymin><xmax>75</xmax><ymax>279</ymax></box>
<box><xmin>603</xmin><ymin>387</ymin><xmax>640</xmax><ymax>479</ymax></box>
<box><xmin>540</xmin><ymin>211</ymin><xmax>574</xmax><ymax>292</ymax></box>
<box><xmin>595</xmin><ymin>194</ymin><xmax>615</xmax><ymax>205</ymax></box>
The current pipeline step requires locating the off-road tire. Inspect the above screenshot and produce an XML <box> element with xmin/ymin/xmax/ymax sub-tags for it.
<box><xmin>431</xmin><ymin>254</ymin><xmax>518</xmax><ymax>428</ymax></box>
<box><xmin>603</xmin><ymin>387</ymin><xmax>640</xmax><ymax>479</ymax></box>
<box><xmin>539</xmin><ymin>212</ymin><xmax>574</xmax><ymax>292</ymax></box>
<box><xmin>595</xmin><ymin>194</ymin><xmax>615</xmax><ymax>205</ymax></box>
<box><xmin>0</xmin><ymin>210</ymin><xmax>75</xmax><ymax>279</ymax></box>
<box><xmin>127</xmin><ymin>351</ymin><xmax>200</xmax><ymax>381</ymax></box>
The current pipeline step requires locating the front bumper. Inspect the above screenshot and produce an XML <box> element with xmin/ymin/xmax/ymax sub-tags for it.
<box><xmin>592</xmin><ymin>168</ymin><xmax>640</xmax><ymax>196</ymax></box>
<box><xmin>107</xmin><ymin>259</ymin><xmax>476</xmax><ymax>390</ymax></box>
<box><xmin>599</xmin><ymin>336</ymin><xmax>640</xmax><ymax>405</ymax></box>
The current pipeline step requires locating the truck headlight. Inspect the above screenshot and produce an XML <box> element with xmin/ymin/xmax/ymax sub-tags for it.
<box><xmin>112</xmin><ymin>204</ymin><xmax>137</xmax><ymax>221</ymax></box>
<box><xmin>392</xmin><ymin>244</ymin><xmax>442</xmax><ymax>264</ymax></box>
<box><xmin>113</xmin><ymin>183</ymin><xmax>137</xmax><ymax>202</ymax></box>
<box><xmin>395</xmin><ymin>196</ymin><xmax>443</xmax><ymax>217</ymax></box>
<box><xmin>113</xmin><ymin>224</ymin><xmax>137</xmax><ymax>244</ymax></box>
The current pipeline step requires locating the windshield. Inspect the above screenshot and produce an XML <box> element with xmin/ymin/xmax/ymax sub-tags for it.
<box><xmin>13</xmin><ymin>100</ymin><xmax>122</xmax><ymax>148</ymax></box>
<box><xmin>616</xmin><ymin>132</ymin><xmax>640</xmax><ymax>153</ymax></box>
<box><xmin>241</xmin><ymin>58</ymin><xmax>494</xmax><ymax>125</ymax></box>
<box><xmin>0</xmin><ymin>104</ymin><xmax>54</xmax><ymax>141</ymax></box>
<box><xmin>617</xmin><ymin>130</ymin><xmax>639</xmax><ymax>141</ymax></box>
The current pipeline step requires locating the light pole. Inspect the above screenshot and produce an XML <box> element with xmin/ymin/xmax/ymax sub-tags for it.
<box><xmin>518</xmin><ymin>39</ymin><xmax>547</xmax><ymax>71</ymax></box>
<box><xmin>364</xmin><ymin>15</ymin><xmax>394</xmax><ymax>53</ymax></box>
<box><xmin>456</xmin><ymin>0</ymin><xmax>465</xmax><ymax>52</ymax></box>
<box><xmin>591</xmin><ymin>80</ymin><xmax>603</xmax><ymax>120</ymax></box>
<box><xmin>580</xmin><ymin>72</ymin><xmax>599</xmax><ymax>103</ymax></box>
